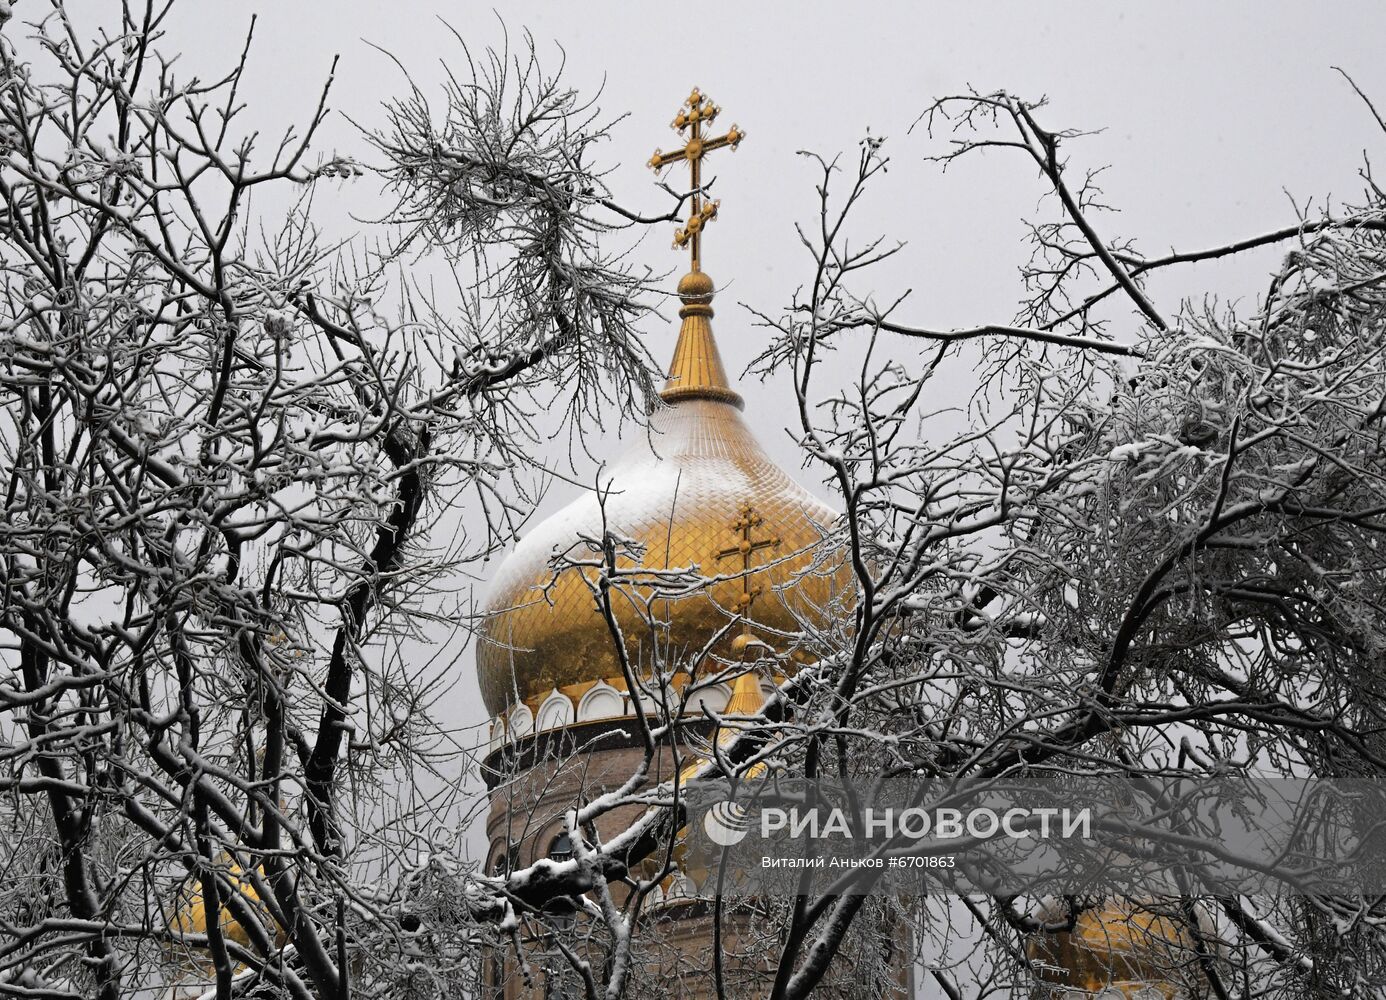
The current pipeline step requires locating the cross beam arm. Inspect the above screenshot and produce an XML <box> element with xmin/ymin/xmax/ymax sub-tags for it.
<box><xmin>715</xmin><ymin>538</ymin><xmax>781</xmax><ymax>563</ymax></box>
<box><xmin>647</xmin><ymin>126</ymin><xmax>747</xmax><ymax>173</ymax></box>
<box><xmin>700</xmin><ymin>127</ymin><xmax>745</xmax><ymax>155</ymax></box>
<box><xmin>648</xmin><ymin>88</ymin><xmax>748</xmax><ymax>272</ymax></box>
<box><xmin>649</xmin><ymin>148</ymin><xmax>691</xmax><ymax>171</ymax></box>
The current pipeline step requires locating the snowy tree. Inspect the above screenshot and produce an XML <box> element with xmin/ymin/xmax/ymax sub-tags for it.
<box><xmin>4</xmin><ymin>4</ymin><xmax>1386</xmax><ymax>1000</ymax></box>
<box><xmin>0</xmin><ymin>3</ymin><xmax>661</xmax><ymax>998</ymax></box>
<box><xmin>738</xmin><ymin>91</ymin><xmax>1386</xmax><ymax>999</ymax></box>
<box><xmin>457</xmin><ymin>93</ymin><xmax>1386</xmax><ymax>1000</ymax></box>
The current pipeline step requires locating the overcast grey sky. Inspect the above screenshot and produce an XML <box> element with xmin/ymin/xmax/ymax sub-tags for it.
<box><xmin>149</xmin><ymin>0</ymin><xmax>1386</xmax><ymax>476</ymax></box>
<box><xmin>148</xmin><ymin>0</ymin><xmax>1386</xmax><ymax>733</ymax></box>
<box><xmin>102</xmin><ymin>0</ymin><xmax>1386</xmax><ymax>841</ymax></box>
<box><xmin>160</xmin><ymin>0</ymin><xmax>1386</xmax><ymax>312</ymax></box>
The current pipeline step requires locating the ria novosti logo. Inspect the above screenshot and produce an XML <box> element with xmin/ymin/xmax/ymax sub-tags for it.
<box><xmin>688</xmin><ymin>775</ymin><xmax>1386</xmax><ymax>897</ymax></box>
<box><xmin>702</xmin><ymin>799</ymin><xmax>752</xmax><ymax>846</ymax></box>
<box><xmin>699</xmin><ymin>797</ymin><xmax>1095</xmax><ymax>848</ymax></box>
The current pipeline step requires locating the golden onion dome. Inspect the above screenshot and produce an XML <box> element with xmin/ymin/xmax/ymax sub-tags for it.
<box><xmin>476</xmin><ymin>271</ymin><xmax>844</xmax><ymax>719</ymax></box>
<box><xmin>1027</xmin><ymin>898</ymin><xmax>1199</xmax><ymax>998</ymax></box>
<box><xmin>170</xmin><ymin>862</ymin><xmax>286</xmax><ymax>953</ymax></box>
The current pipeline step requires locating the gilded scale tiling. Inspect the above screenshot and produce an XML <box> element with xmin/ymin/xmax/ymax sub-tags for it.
<box><xmin>476</xmin><ymin>273</ymin><xmax>848</xmax><ymax>717</ymax></box>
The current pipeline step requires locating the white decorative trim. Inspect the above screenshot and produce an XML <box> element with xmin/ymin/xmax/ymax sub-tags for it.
<box><xmin>685</xmin><ymin>682</ymin><xmax>731</xmax><ymax>716</ymax></box>
<box><xmin>577</xmin><ymin>681</ymin><xmax>623</xmax><ymax>722</ymax></box>
<box><xmin>626</xmin><ymin>686</ymin><xmax>659</xmax><ymax>717</ymax></box>
<box><xmin>535</xmin><ymin>689</ymin><xmax>574</xmax><ymax>732</ymax></box>
<box><xmin>508</xmin><ymin>703</ymin><xmax>533</xmax><ymax>739</ymax></box>
<box><xmin>663</xmin><ymin>870</ymin><xmax>692</xmax><ymax>900</ymax></box>
<box><xmin>486</xmin><ymin>677</ymin><xmax>772</xmax><ymax>746</ymax></box>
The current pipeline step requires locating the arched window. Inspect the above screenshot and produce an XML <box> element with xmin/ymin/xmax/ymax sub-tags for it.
<box><xmin>487</xmin><ymin>841</ymin><xmax>512</xmax><ymax>878</ymax></box>
<box><xmin>484</xmin><ymin>841</ymin><xmax>517</xmax><ymax>999</ymax></box>
<box><xmin>547</xmin><ymin>831</ymin><xmax>573</xmax><ymax>863</ymax></box>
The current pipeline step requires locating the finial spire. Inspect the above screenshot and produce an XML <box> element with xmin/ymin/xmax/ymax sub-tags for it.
<box><xmin>723</xmin><ymin>671</ymin><xmax>765</xmax><ymax>721</ymax></box>
<box><xmin>652</xmin><ymin>89</ymin><xmax>747</xmax><ymax>408</ymax></box>
<box><xmin>649</xmin><ymin>87</ymin><xmax>745</xmax><ymax>273</ymax></box>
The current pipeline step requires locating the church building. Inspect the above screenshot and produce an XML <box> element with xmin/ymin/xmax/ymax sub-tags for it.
<box><xmin>475</xmin><ymin>88</ymin><xmax>1197</xmax><ymax>1000</ymax></box>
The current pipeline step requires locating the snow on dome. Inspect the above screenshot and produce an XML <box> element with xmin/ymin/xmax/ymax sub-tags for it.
<box><xmin>475</xmin><ymin>397</ymin><xmax>843</xmax><ymax>717</ymax></box>
<box><xmin>474</xmin><ymin>273</ymin><xmax>847</xmax><ymax>719</ymax></box>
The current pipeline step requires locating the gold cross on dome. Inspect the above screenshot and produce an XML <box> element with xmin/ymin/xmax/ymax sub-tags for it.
<box><xmin>648</xmin><ymin>88</ymin><xmax>746</xmax><ymax>271</ymax></box>
<box><xmin>714</xmin><ymin>503</ymin><xmax>781</xmax><ymax>617</ymax></box>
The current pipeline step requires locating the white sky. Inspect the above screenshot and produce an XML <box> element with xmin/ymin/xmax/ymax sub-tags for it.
<box><xmin>149</xmin><ymin>0</ymin><xmax>1386</xmax><ymax>497</ymax></box>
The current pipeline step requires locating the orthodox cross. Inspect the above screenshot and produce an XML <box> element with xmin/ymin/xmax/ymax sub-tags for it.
<box><xmin>714</xmin><ymin>503</ymin><xmax>781</xmax><ymax>617</ymax></box>
<box><xmin>648</xmin><ymin>88</ymin><xmax>745</xmax><ymax>271</ymax></box>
